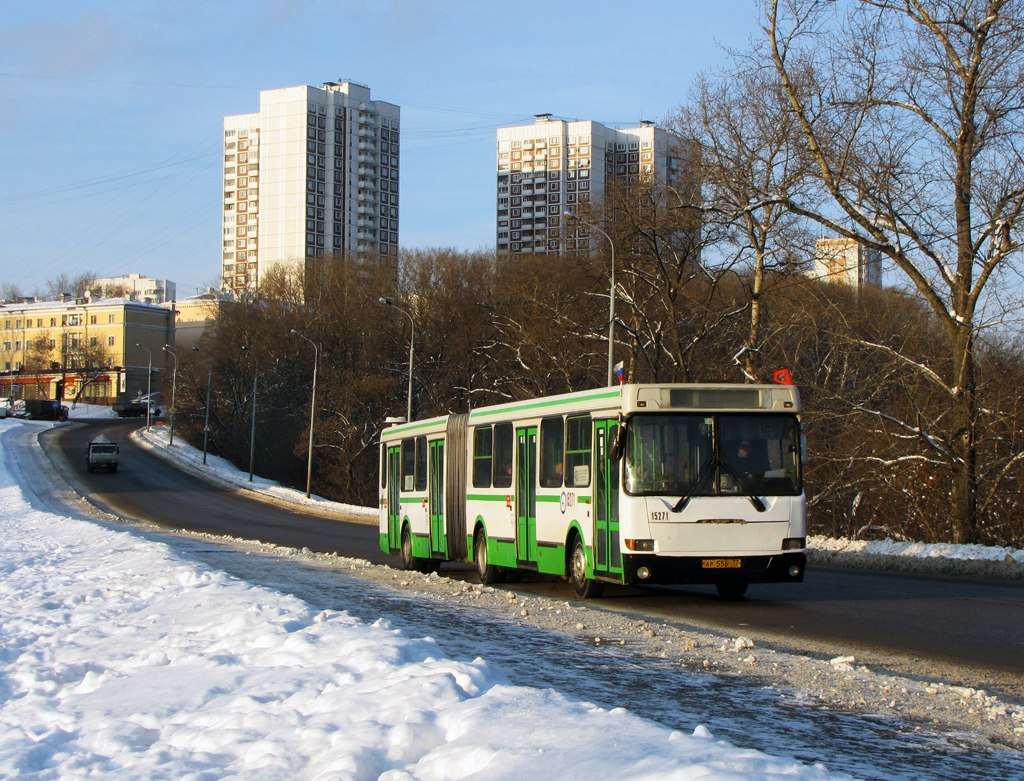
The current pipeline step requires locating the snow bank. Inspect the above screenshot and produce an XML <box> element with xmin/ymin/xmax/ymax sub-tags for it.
<box><xmin>0</xmin><ymin>424</ymin><xmax>847</xmax><ymax>780</ymax></box>
<box><xmin>807</xmin><ymin>535</ymin><xmax>1024</xmax><ymax>581</ymax></box>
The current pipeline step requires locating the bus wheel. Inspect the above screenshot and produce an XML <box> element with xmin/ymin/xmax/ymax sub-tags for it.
<box><xmin>716</xmin><ymin>581</ymin><xmax>748</xmax><ymax>600</ymax></box>
<box><xmin>569</xmin><ymin>536</ymin><xmax>604</xmax><ymax>599</ymax></box>
<box><xmin>474</xmin><ymin>530</ymin><xmax>504</xmax><ymax>584</ymax></box>
<box><xmin>400</xmin><ymin>525</ymin><xmax>421</xmax><ymax>571</ymax></box>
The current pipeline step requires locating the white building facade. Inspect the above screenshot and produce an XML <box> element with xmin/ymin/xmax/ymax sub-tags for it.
<box><xmin>812</xmin><ymin>238</ymin><xmax>882</xmax><ymax>289</ymax></box>
<box><xmin>91</xmin><ymin>274</ymin><xmax>175</xmax><ymax>305</ymax></box>
<box><xmin>222</xmin><ymin>81</ymin><xmax>401</xmax><ymax>295</ymax></box>
<box><xmin>496</xmin><ymin>115</ymin><xmax>685</xmax><ymax>255</ymax></box>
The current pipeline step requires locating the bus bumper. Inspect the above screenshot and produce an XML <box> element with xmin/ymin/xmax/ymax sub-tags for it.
<box><xmin>621</xmin><ymin>551</ymin><xmax>806</xmax><ymax>586</ymax></box>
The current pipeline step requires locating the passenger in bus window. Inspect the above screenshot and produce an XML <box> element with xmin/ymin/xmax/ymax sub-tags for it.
<box><xmin>731</xmin><ymin>439</ymin><xmax>764</xmax><ymax>479</ymax></box>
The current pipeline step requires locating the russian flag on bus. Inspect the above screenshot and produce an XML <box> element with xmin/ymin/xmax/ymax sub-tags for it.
<box><xmin>614</xmin><ymin>361</ymin><xmax>625</xmax><ymax>384</ymax></box>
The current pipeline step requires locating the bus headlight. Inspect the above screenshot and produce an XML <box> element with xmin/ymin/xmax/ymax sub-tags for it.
<box><xmin>782</xmin><ymin>537</ymin><xmax>805</xmax><ymax>551</ymax></box>
<box><xmin>625</xmin><ymin>539</ymin><xmax>655</xmax><ymax>552</ymax></box>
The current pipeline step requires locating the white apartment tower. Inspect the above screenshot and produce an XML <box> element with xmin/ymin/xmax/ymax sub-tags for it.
<box><xmin>222</xmin><ymin>81</ymin><xmax>401</xmax><ymax>294</ymax></box>
<box><xmin>812</xmin><ymin>237</ymin><xmax>882</xmax><ymax>289</ymax></box>
<box><xmin>496</xmin><ymin>115</ymin><xmax>685</xmax><ymax>254</ymax></box>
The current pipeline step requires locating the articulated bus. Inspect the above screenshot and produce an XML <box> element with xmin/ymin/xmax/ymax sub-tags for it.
<box><xmin>379</xmin><ymin>383</ymin><xmax>806</xmax><ymax>599</ymax></box>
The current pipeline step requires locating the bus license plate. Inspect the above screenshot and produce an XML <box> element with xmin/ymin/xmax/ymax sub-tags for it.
<box><xmin>702</xmin><ymin>558</ymin><xmax>741</xmax><ymax>569</ymax></box>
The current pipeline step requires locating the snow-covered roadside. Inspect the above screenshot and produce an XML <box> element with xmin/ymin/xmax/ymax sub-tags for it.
<box><xmin>807</xmin><ymin>536</ymin><xmax>1024</xmax><ymax>581</ymax></box>
<box><xmin>1</xmin><ymin>424</ymin><xmax>856</xmax><ymax>778</ymax></box>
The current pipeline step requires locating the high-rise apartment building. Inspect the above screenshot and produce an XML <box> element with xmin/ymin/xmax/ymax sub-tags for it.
<box><xmin>496</xmin><ymin>115</ymin><xmax>686</xmax><ymax>255</ymax></box>
<box><xmin>222</xmin><ymin>81</ymin><xmax>401</xmax><ymax>295</ymax></box>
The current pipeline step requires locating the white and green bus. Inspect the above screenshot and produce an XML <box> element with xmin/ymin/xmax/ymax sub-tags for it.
<box><xmin>379</xmin><ymin>383</ymin><xmax>806</xmax><ymax>598</ymax></box>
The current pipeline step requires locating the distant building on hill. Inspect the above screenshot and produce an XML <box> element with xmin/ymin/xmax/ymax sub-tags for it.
<box><xmin>91</xmin><ymin>274</ymin><xmax>175</xmax><ymax>304</ymax></box>
<box><xmin>811</xmin><ymin>237</ymin><xmax>882</xmax><ymax>289</ymax></box>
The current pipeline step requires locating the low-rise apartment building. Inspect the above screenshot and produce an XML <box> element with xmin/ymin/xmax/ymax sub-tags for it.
<box><xmin>0</xmin><ymin>295</ymin><xmax>173</xmax><ymax>404</ymax></box>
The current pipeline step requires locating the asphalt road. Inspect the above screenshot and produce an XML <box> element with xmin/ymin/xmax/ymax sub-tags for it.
<box><xmin>34</xmin><ymin>418</ymin><xmax>1024</xmax><ymax>701</ymax></box>
<box><xmin>40</xmin><ymin>418</ymin><xmax>386</xmax><ymax>564</ymax></box>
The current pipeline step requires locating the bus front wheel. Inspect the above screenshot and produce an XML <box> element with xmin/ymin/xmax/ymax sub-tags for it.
<box><xmin>474</xmin><ymin>530</ymin><xmax>504</xmax><ymax>584</ymax></box>
<box><xmin>569</xmin><ymin>536</ymin><xmax>604</xmax><ymax>599</ymax></box>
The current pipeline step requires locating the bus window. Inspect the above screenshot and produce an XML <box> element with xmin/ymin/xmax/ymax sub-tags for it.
<box><xmin>625</xmin><ymin>413</ymin><xmax>800</xmax><ymax>496</ymax></box>
<box><xmin>493</xmin><ymin>422</ymin><xmax>514</xmax><ymax>488</ymax></box>
<box><xmin>401</xmin><ymin>438</ymin><xmax>415</xmax><ymax>492</ymax></box>
<box><xmin>565</xmin><ymin>414</ymin><xmax>591</xmax><ymax>487</ymax></box>
<box><xmin>473</xmin><ymin>426</ymin><xmax>493</xmax><ymax>487</ymax></box>
<box><xmin>625</xmin><ymin>415</ymin><xmax>712</xmax><ymax>495</ymax></box>
<box><xmin>540</xmin><ymin>416</ymin><xmax>565</xmax><ymax>487</ymax></box>
<box><xmin>380</xmin><ymin>444</ymin><xmax>387</xmax><ymax>489</ymax></box>
<box><xmin>415</xmin><ymin>436</ymin><xmax>428</xmax><ymax>491</ymax></box>
<box><xmin>719</xmin><ymin>414</ymin><xmax>800</xmax><ymax>495</ymax></box>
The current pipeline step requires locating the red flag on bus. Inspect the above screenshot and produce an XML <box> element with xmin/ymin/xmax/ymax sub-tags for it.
<box><xmin>772</xmin><ymin>368</ymin><xmax>793</xmax><ymax>385</ymax></box>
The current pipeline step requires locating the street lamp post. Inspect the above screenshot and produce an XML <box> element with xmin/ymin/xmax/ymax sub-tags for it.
<box><xmin>135</xmin><ymin>343</ymin><xmax>153</xmax><ymax>431</ymax></box>
<box><xmin>193</xmin><ymin>347</ymin><xmax>212</xmax><ymax>465</ymax></box>
<box><xmin>242</xmin><ymin>346</ymin><xmax>258</xmax><ymax>482</ymax></box>
<box><xmin>564</xmin><ymin>211</ymin><xmax>617</xmax><ymax>386</ymax></box>
<box><xmin>378</xmin><ymin>296</ymin><xmax>414</xmax><ymax>423</ymax></box>
<box><xmin>162</xmin><ymin>345</ymin><xmax>177</xmax><ymax>446</ymax></box>
<box><xmin>291</xmin><ymin>329</ymin><xmax>318</xmax><ymax>498</ymax></box>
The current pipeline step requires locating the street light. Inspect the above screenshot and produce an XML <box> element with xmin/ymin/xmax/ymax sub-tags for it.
<box><xmin>135</xmin><ymin>343</ymin><xmax>152</xmax><ymax>431</ymax></box>
<box><xmin>162</xmin><ymin>345</ymin><xmax>177</xmax><ymax>446</ymax></box>
<box><xmin>291</xmin><ymin>329</ymin><xmax>318</xmax><ymax>498</ymax></box>
<box><xmin>564</xmin><ymin>210</ymin><xmax>617</xmax><ymax>386</ymax></box>
<box><xmin>242</xmin><ymin>345</ymin><xmax>258</xmax><ymax>482</ymax></box>
<box><xmin>193</xmin><ymin>347</ymin><xmax>212</xmax><ymax>465</ymax></box>
<box><xmin>378</xmin><ymin>296</ymin><xmax>414</xmax><ymax>423</ymax></box>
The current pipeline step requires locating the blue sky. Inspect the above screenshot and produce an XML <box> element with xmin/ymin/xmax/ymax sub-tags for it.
<box><xmin>0</xmin><ymin>1</ymin><xmax>765</xmax><ymax>299</ymax></box>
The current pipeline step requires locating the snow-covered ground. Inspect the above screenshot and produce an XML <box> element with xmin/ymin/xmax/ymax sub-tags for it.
<box><xmin>3</xmin><ymin>406</ymin><xmax>1023</xmax><ymax>779</ymax></box>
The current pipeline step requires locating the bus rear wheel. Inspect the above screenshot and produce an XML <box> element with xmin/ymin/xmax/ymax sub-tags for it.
<box><xmin>400</xmin><ymin>525</ymin><xmax>420</xmax><ymax>571</ymax></box>
<box><xmin>569</xmin><ymin>536</ymin><xmax>604</xmax><ymax>599</ymax></box>
<box><xmin>716</xmin><ymin>581</ymin><xmax>748</xmax><ymax>600</ymax></box>
<box><xmin>474</xmin><ymin>530</ymin><xmax>504</xmax><ymax>584</ymax></box>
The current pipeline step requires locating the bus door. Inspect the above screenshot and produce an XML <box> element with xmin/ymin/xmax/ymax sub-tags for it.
<box><xmin>386</xmin><ymin>445</ymin><xmax>402</xmax><ymax>550</ymax></box>
<box><xmin>516</xmin><ymin>426</ymin><xmax>538</xmax><ymax>564</ymax></box>
<box><xmin>428</xmin><ymin>439</ymin><xmax>446</xmax><ymax>557</ymax></box>
<box><xmin>594</xmin><ymin>421</ymin><xmax>622</xmax><ymax>578</ymax></box>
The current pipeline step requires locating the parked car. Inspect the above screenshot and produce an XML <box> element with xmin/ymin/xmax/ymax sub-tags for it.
<box><xmin>112</xmin><ymin>399</ymin><xmax>162</xmax><ymax>418</ymax></box>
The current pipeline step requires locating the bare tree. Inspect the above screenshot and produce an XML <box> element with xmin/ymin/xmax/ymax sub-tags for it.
<box><xmin>64</xmin><ymin>337</ymin><xmax>117</xmax><ymax>405</ymax></box>
<box><xmin>45</xmin><ymin>272</ymin><xmax>96</xmax><ymax>300</ymax></box>
<box><xmin>674</xmin><ymin>66</ymin><xmax>817</xmax><ymax>381</ymax></box>
<box><xmin>1</xmin><ymin>283</ymin><xmax>23</xmax><ymax>303</ymax></box>
<box><xmin>764</xmin><ymin>0</ymin><xmax>1024</xmax><ymax>542</ymax></box>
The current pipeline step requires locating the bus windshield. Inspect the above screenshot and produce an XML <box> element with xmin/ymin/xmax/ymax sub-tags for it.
<box><xmin>624</xmin><ymin>413</ymin><xmax>801</xmax><ymax>497</ymax></box>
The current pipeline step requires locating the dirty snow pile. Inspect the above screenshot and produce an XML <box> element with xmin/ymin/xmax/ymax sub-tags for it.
<box><xmin>0</xmin><ymin>425</ymin><xmax>848</xmax><ymax>779</ymax></box>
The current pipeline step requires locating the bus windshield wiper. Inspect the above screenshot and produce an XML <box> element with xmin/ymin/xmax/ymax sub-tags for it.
<box><xmin>719</xmin><ymin>459</ymin><xmax>767</xmax><ymax>512</ymax></box>
<box><xmin>671</xmin><ymin>456</ymin><xmax>715</xmax><ymax>513</ymax></box>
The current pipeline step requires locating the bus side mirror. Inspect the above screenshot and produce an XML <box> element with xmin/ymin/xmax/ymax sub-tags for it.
<box><xmin>610</xmin><ymin>425</ymin><xmax>627</xmax><ymax>461</ymax></box>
